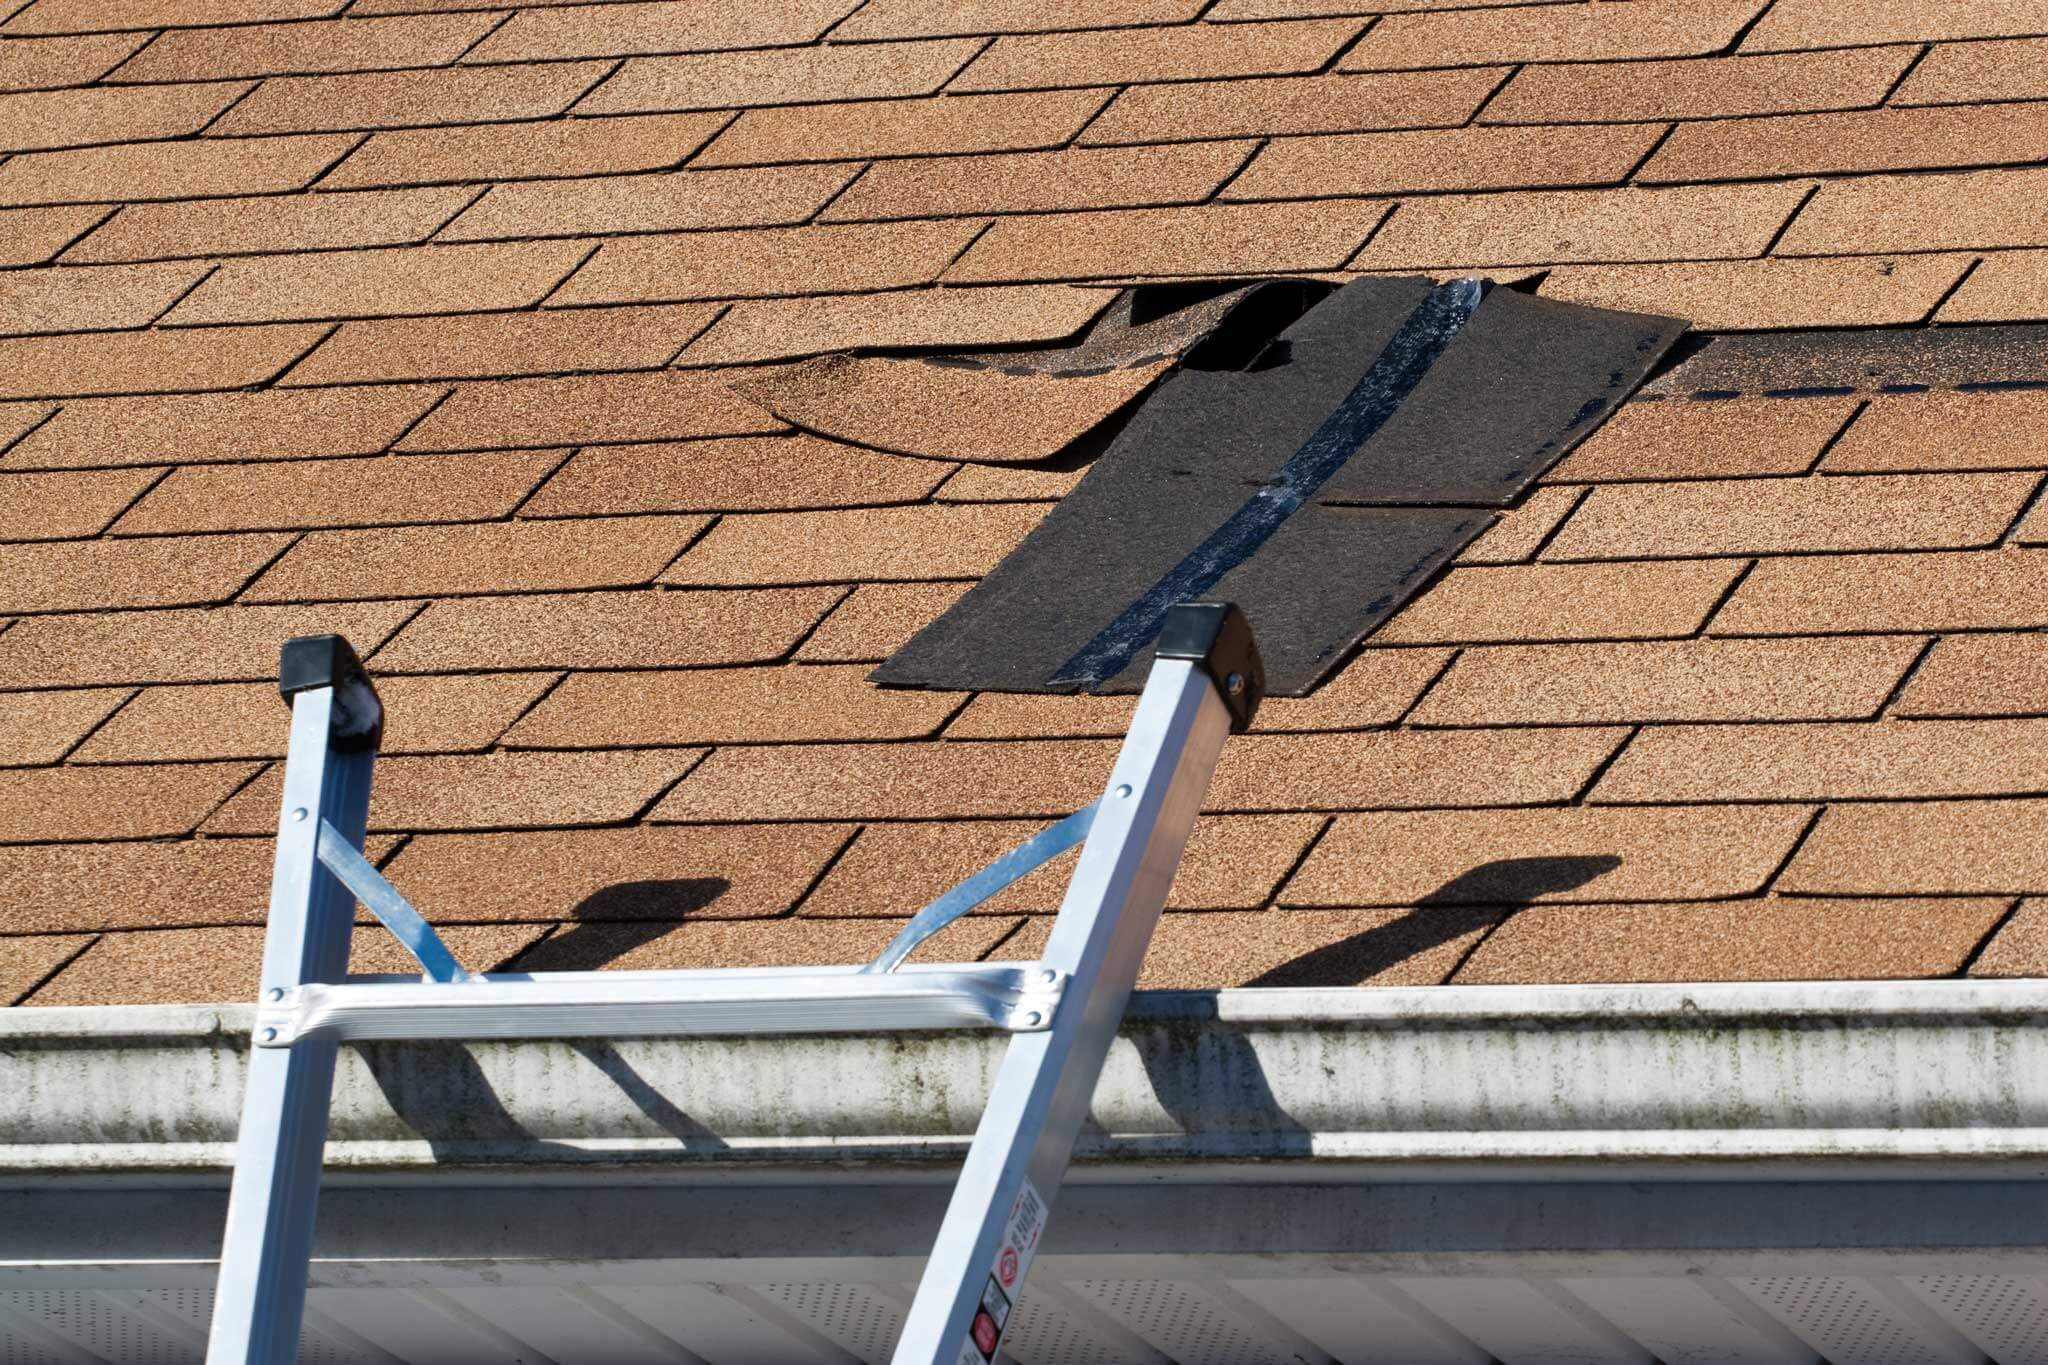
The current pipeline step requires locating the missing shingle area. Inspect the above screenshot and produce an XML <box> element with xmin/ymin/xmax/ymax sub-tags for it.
<box><xmin>1641</xmin><ymin>322</ymin><xmax>2048</xmax><ymax>400</ymax></box>
<box><xmin>825</xmin><ymin>276</ymin><xmax>1687</xmax><ymax>697</ymax></box>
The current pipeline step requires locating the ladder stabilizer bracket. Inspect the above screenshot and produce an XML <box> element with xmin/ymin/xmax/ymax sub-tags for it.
<box><xmin>1155</xmin><ymin>601</ymin><xmax>1264</xmax><ymax>732</ymax></box>
<box><xmin>278</xmin><ymin>633</ymin><xmax>383</xmax><ymax>753</ymax></box>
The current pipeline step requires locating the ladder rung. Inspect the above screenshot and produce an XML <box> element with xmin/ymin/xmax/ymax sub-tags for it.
<box><xmin>252</xmin><ymin>963</ymin><xmax>1065</xmax><ymax>1046</ymax></box>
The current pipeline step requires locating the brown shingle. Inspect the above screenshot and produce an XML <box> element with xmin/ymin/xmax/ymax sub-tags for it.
<box><xmin>1373</xmin><ymin>559</ymin><xmax>1746</xmax><ymax>645</ymax></box>
<box><xmin>1778</xmin><ymin>167</ymin><xmax>2048</xmax><ymax>256</ymax></box>
<box><xmin>1205</xmin><ymin>727</ymin><xmax>1626</xmax><ymax>811</ymax></box>
<box><xmin>935</xmin><ymin>462</ymin><xmax>1085</xmax><ymax>502</ymax></box>
<box><xmin>73</xmin><ymin>672</ymin><xmax>555</xmax><ymax>762</ymax></box>
<box><xmin>696</xmin><ymin>89</ymin><xmax>1114</xmax><ymax>167</ymax></box>
<box><xmin>108</xmin><ymin>11</ymin><xmax>499</xmax><ymax>81</ymax></box>
<box><xmin>654</xmin><ymin>737</ymin><xmax>1117</xmax><ymax>821</ymax></box>
<box><xmin>0</xmin><ymin>80</ymin><xmax>250</xmax><ymax>154</ymax></box>
<box><xmin>0</xmin><ymin>260</ymin><xmax>210</xmax><ymax>334</ymax></box>
<box><xmin>546</xmin><ymin>219</ymin><xmax>985</xmax><ymax>307</ymax></box>
<box><xmin>385</xmin><ymin>822</ymin><xmax>855</xmax><ymax>922</ymax></box>
<box><xmin>1354</xmin><ymin>182</ymin><xmax>1810</xmax><ymax>270</ymax></box>
<box><xmin>0</xmin><ymin>687</ymin><xmax>130</xmax><ymax>765</ymax></box>
<box><xmin>0</xmin><ymin>601</ymin><xmax>418</xmax><ymax>688</ymax></box>
<box><xmin>951</xmin><ymin>18</ymin><xmax>1363</xmax><ymax>92</ymax></box>
<box><xmin>1822</xmin><ymin>389</ymin><xmax>2048</xmax><ymax>473</ymax></box>
<box><xmin>663</xmin><ymin>725</ymin><xmax>1608</xmax><ymax>821</ymax></box>
<box><xmin>1940</xmin><ymin>248</ymin><xmax>2048</xmax><ymax>323</ymax></box>
<box><xmin>1643</xmin><ymin>103</ymin><xmax>2048</xmax><ymax>184</ymax></box>
<box><xmin>805</xmin><ymin>813</ymin><xmax>1323</xmax><ymax>915</ymax></box>
<box><xmin>318</xmin><ymin>112</ymin><xmax>728</xmax><ymax>190</ymax></box>
<box><xmin>826</xmin><ymin>141</ymin><xmax>1255</xmax><ymax>220</ymax></box>
<box><xmin>438</xmin><ymin>164</ymin><xmax>856</xmax><ymax>241</ymax></box>
<box><xmin>1481</xmin><ymin>46</ymin><xmax>1916</xmax><ymax>123</ymax></box>
<box><xmin>663</xmin><ymin>503</ymin><xmax>1047</xmax><ymax>585</ymax></box>
<box><xmin>946</xmin><ymin>647</ymin><xmax>1454</xmax><ymax>736</ymax></box>
<box><xmin>0</xmin><ymin>402</ymin><xmax>53</xmax><ymax>451</ymax></box>
<box><xmin>207</xmin><ymin>747</ymin><xmax>703</xmax><ymax>834</ymax></box>
<box><xmin>0</xmin><ymin>533</ymin><xmax>290</xmax><ymax>614</ymax></box>
<box><xmin>947</xmin><ymin>199</ymin><xmax>1390</xmax><ymax>282</ymax></box>
<box><xmin>508</xmin><ymin>913</ymin><xmax>1014</xmax><ymax>974</ymax></box>
<box><xmin>0</xmin><ymin>323</ymin><xmax>324</xmax><ymax>399</ymax></box>
<box><xmin>676</xmin><ymin>284</ymin><xmax>1113</xmax><ymax>367</ymax></box>
<box><xmin>1081</xmin><ymin>68</ymin><xmax>1503</xmax><ymax>145</ymax></box>
<box><xmin>507</xmin><ymin>664</ymin><xmax>962</xmax><ymax>747</ymax></box>
<box><xmin>1</xmin><ymin>384</ymin><xmax>444</xmax><ymax>470</ymax></box>
<box><xmin>207</xmin><ymin>61</ymin><xmax>614</xmax><ymax>135</ymax></box>
<box><xmin>396</xmin><ymin>370</ymin><xmax>783</xmax><ymax>451</ymax></box>
<box><xmin>245</xmin><ymin>516</ymin><xmax>708</xmax><ymax>602</ymax></box>
<box><xmin>112</xmin><ymin>449</ymin><xmax>560</xmax><ymax>534</ymax></box>
<box><xmin>1594</xmin><ymin>717</ymin><xmax>2048</xmax><ymax>803</ymax></box>
<box><xmin>1</xmin><ymin>934</ymin><xmax>91</xmax><ymax>1005</ymax></box>
<box><xmin>0</xmin><ymin>204</ymin><xmax>106</xmax><ymax>264</ymax></box>
<box><xmin>1785</xmin><ymin>799</ymin><xmax>2048</xmax><ymax>895</ymax></box>
<box><xmin>1535</xmin><ymin>255</ymin><xmax>1973</xmax><ymax>331</ymax></box>
<box><xmin>1410</xmin><ymin>636</ymin><xmax>1924</xmax><ymax>726</ymax></box>
<box><xmin>1548</xmin><ymin>397</ymin><xmax>1858</xmax><ymax>483</ymax></box>
<box><xmin>1972</xmin><ymin>899</ymin><xmax>2048</xmax><ymax>977</ymax></box>
<box><xmin>3</xmin><ymin>0</ymin><xmax>343</xmax><ymax>33</ymax></box>
<box><xmin>1284</xmin><ymin>803</ymin><xmax>1814</xmax><ymax>906</ymax></box>
<box><xmin>0</xmin><ymin>836</ymin><xmax>401</xmax><ymax>933</ymax></box>
<box><xmin>279</xmin><ymin>303</ymin><xmax>718</xmax><ymax>386</ymax></box>
<box><xmin>162</xmin><ymin>240</ymin><xmax>592</xmax><ymax>326</ymax></box>
<box><xmin>1344</xmin><ymin>0</ymin><xmax>1766</xmax><ymax>69</ymax></box>
<box><xmin>1893</xmin><ymin>633</ymin><xmax>2048</xmax><ymax>718</ymax></box>
<box><xmin>1253</xmin><ymin>648</ymin><xmax>1453</xmax><ymax>731</ymax></box>
<box><xmin>794</xmin><ymin>581</ymin><xmax>967</xmax><ymax>661</ymax></box>
<box><xmin>733</xmin><ymin>353</ymin><xmax>1164</xmax><ymax>463</ymax></box>
<box><xmin>0</xmin><ymin>761</ymin><xmax>258</xmax><ymax>842</ymax></box>
<box><xmin>1457</xmin><ymin>486</ymin><xmax>1582</xmax><ymax>564</ymax></box>
<box><xmin>521</xmin><ymin>435</ymin><xmax>950</xmax><ymax>517</ymax></box>
<box><xmin>834</xmin><ymin>0</ymin><xmax>1204</xmax><ymax>41</ymax></box>
<box><xmin>1742</xmin><ymin>0</ymin><xmax>2048</xmax><ymax>51</ymax></box>
<box><xmin>462</xmin><ymin>0</ymin><xmax>858</xmax><ymax>63</ymax></box>
<box><xmin>941</xmin><ymin>691</ymin><xmax>1138</xmax><ymax>740</ymax></box>
<box><xmin>370</xmin><ymin>586</ymin><xmax>839</xmax><ymax>672</ymax></box>
<box><xmin>1228</xmin><ymin>123</ymin><xmax>1661</xmax><ymax>200</ymax></box>
<box><xmin>1894</xmin><ymin>37</ymin><xmax>2048</xmax><ymax>105</ymax></box>
<box><xmin>1453</xmin><ymin>897</ymin><xmax>2007</xmax><ymax>984</ymax></box>
<box><xmin>0</xmin><ymin>466</ymin><xmax>161</xmax><ymax>539</ymax></box>
<box><xmin>997</xmin><ymin>906</ymin><xmax>1497</xmax><ymax>987</ymax></box>
<box><xmin>1715</xmin><ymin>549</ymin><xmax>2048</xmax><ymax>636</ymax></box>
<box><xmin>0</xmin><ymin>32</ymin><xmax>148</xmax><ymax>90</ymax></box>
<box><xmin>24</xmin><ymin>923</ymin><xmax>547</xmax><ymax>1006</ymax></box>
<box><xmin>1544</xmin><ymin>472</ymin><xmax>2037</xmax><ymax>561</ymax></box>
<box><xmin>0</xmin><ymin>134</ymin><xmax>359</xmax><ymax>206</ymax></box>
<box><xmin>575</xmin><ymin>38</ymin><xmax>983</xmax><ymax>114</ymax></box>
<box><xmin>64</xmin><ymin>186</ymin><xmax>475</xmax><ymax>264</ymax></box>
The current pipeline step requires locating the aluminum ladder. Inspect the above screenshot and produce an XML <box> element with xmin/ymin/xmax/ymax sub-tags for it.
<box><xmin>204</xmin><ymin>600</ymin><xmax>1265</xmax><ymax>1365</ymax></box>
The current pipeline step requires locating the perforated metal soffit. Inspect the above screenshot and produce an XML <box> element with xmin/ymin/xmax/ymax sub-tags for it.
<box><xmin>9</xmin><ymin>1272</ymin><xmax>2048</xmax><ymax>1364</ymax></box>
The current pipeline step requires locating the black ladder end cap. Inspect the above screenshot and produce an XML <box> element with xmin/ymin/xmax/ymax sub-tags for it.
<box><xmin>1156</xmin><ymin>602</ymin><xmax>1264</xmax><ymax>732</ymax></box>
<box><xmin>278</xmin><ymin>634</ymin><xmax>384</xmax><ymax>753</ymax></box>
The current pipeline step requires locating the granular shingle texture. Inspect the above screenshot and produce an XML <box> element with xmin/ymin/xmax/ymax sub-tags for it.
<box><xmin>7</xmin><ymin>0</ymin><xmax>2047</xmax><ymax>1004</ymax></box>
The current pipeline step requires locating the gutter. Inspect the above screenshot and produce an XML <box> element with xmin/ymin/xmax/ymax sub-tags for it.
<box><xmin>7</xmin><ymin>978</ymin><xmax>2048</xmax><ymax>1179</ymax></box>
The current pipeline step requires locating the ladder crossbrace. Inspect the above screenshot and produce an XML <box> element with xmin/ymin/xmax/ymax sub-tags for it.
<box><xmin>203</xmin><ymin>602</ymin><xmax>1264</xmax><ymax>1365</ymax></box>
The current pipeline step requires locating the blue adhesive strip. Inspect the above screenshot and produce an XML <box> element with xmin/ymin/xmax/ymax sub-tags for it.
<box><xmin>865</xmin><ymin>801</ymin><xmax>1100</xmax><ymax>975</ymax></box>
<box><xmin>316</xmin><ymin>820</ymin><xmax>468</xmax><ymax>984</ymax></box>
<box><xmin>1049</xmin><ymin>277</ymin><xmax>1487</xmax><ymax>688</ymax></box>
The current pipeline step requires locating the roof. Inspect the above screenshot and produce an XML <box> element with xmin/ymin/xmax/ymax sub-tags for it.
<box><xmin>3</xmin><ymin>0</ymin><xmax>2048</xmax><ymax>1007</ymax></box>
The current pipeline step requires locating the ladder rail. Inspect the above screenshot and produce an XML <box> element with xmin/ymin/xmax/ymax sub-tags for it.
<box><xmin>207</xmin><ymin>678</ymin><xmax>374</xmax><ymax>1365</ymax></box>
<box><xmin>202</xmin><ymin>605</ymin><xmax>1261</xmax><ymax>1365</ymax></box>
<box><xmin>889</xmin><ymin>646</ymin><xmax>1241</xmax><ymax>1365</ymax></box>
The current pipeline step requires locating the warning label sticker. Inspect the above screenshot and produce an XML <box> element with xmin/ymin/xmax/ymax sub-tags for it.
<box><xmin>957</xmin><ymin>1178</ymin><xmax>1048</xmax><ymax>1363</ymax></box>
